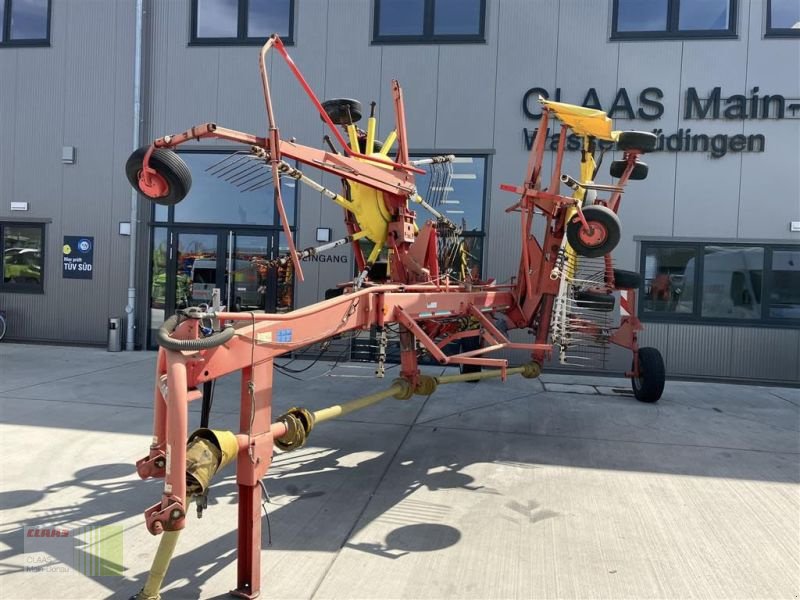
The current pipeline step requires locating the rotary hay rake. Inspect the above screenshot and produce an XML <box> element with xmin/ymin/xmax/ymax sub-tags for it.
<box><xmin>125</xmin><ymin>35</ymin><xmax>665</xmax><ymax>599</ymax></box>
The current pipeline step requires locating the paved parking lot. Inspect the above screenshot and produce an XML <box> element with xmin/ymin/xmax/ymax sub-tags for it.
<box><xmin>0</xmin><ymin>343</ymin><xmax>798</xmax><ymax>599</ymax></box>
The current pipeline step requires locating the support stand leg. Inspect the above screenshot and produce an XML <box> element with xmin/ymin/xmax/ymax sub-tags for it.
<box><xmin>231</xmin><ymin>359</ymin><xmax>274</xmax><ymax>599</ymax></box>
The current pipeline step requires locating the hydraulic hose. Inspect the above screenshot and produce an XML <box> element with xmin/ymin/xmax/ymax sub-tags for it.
<box><xmin>156</xmin><ymin>314</ymin><xmax>236</xmax><ymax>351</ymax></box>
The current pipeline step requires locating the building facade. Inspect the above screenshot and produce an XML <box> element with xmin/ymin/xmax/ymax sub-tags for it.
<box><xmin>1</xmin><ymin>0</ymin><xmax>798</xmax><ymax>382</ymax></box>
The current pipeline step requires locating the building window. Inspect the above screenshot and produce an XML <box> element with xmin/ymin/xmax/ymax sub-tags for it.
<box><xmin>640</xmin><ymin>241</ymin><xmax>800</xmax><ymax>326</ymax></box>
<box><xmin>0</xmin><ymin>0</ymin><xmax>51</xmax><ymax>47</ymax></box>
<box><xmin>166</xmin><ymin>151</ymin><xmax>297</xmax><ymax>226</ymax></box>
<box><xmin>1</xmin><ymin>222</ymin><xmax>45</xmax><ymax>293</ymax></box>
<box><xmin>766</xmin><ymin>0</ymin><xmax>800</xmax><ymax>36</ymax></box>
<box><xmin>412</xmin><ymin>153</ymin><xmax>488</xmax><ymax>277</ymax></box>
<box><xmin>373</xmin><ymin>0</ymin><xmax>486</xmax><ymax>44</ymax></box>
<box><xmin>191</xmin><ymin>0</ymin><xmax>294</xmax><ymax>46</ymax></box>
<box><xmin>612</xmin><ymin>0</ymin><xmax>736</xmax><ymax>39</ymax></box>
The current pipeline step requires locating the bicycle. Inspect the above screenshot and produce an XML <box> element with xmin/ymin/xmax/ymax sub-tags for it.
<box><xmin>0</xmin><ymin>310</ymin><xmax>6</xmax><ymax>341</ymax></box>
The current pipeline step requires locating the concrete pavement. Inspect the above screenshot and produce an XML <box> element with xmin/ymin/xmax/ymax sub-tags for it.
<box><xmin>0</xmin><ymin>343</ymin><xmax>798</xmax><ymax>599</ymax></box>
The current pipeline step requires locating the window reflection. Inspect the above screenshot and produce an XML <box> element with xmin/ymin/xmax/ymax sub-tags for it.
<box><xmin>10</xmin><ymin>0</ymin><xmax>48</xmax><ymax>40</ymax></box>
<box><xmin>248</xmin><ymin>0</ymin><xmax>291</xmax><ymax>38</ymax></box>
<box><xmin>433</xmin><ymin>0</ymin><xmax>482</xmax><ymax>35</ymax></box>
<box><xmin>378</xmin><ymin>0</ymin><xmax>425</xmax><ymax>35</ymax></box>
<box><xmin>3</xmin><ymin>224</ymin><xmax>43</xmax><ymax>287</ymax></box>
<box><xmin>769</xmin><ymin>250</ymin><xmax>800</xmax><ymax>319</ymax></box>
<box><xmin>414</xmin><ymin>155</ymin><xmax>485</xmax><ymax>233</ymax></box>
<box><xmin>196</xmin><ymin>0</ymin><xmax>238</xmax><ymax>38</ymax></box>
<box><xmin>616</xmin><ymin>0</ymin><xmax>668</xmax><ymax>32</ymax></box>
<box><xmin>276</xmin><ymin>233</ymin><xmax>294</xmax><ymax>312</ymax></box>
<box><xmin>678</xmin><ymin>0</ymin><xmax>730</xmax><ymax>30</ymax></box>
<box><xmin>175</xmin><ymin>152</ymin><xmax>296</xmax><ymax>226</ymax></box>
<box><xmin>701</xmin><ymin>246</ymin><xmax>763</xmax><ymax>319</ymax></box>
<box><xmin>150</xmin><ymin>228</ymin><xmax>168</xmax><ymax>338</ymax></box>
<box><xmin>643</xmin><ymin>246</ymin><xmax>696</xmax><ymax>313</ymax></box>
<box><xmin>231</xmin><ymin>235</ymin><xmax>269</xmax><ymax>312</ymax></box>
<box><xmin>770</xmin><ymin>0</ymin><xmax>800</xmax><ymax>29</ymax></box>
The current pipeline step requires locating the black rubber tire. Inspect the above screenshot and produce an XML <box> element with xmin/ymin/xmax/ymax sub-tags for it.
<box><xmin>631</xmin><ymin>347</ymin><xmax>665</xmax><ymax>403</ymax></box>
<box><xmin>125</xmin><ymin>146</ymin><xmax>192</xmax><ymax>205</ymax></box>
<box><xmin>459</xmin><ymin>334</ymin><xmax>482</xmax><ymax>382</ymax></box>
<box><xmin>0</xmin><ymin>314</ymin><xmax>6</xmax><ymax>342</ymax></box>
<box><xmin>609</xmin><ymin>159</ymin><xmax>648</xmax><ymax>180</ymax></box>
<box><xmin>321</xmin><ymin>98</ymin><xmax>362</xmax><ymax>124</ymax></box>
<box><xmin>611</xmin><ymin>268</ymin><xmax>641</xmax><ymax>290</ymax></box>
<box><xmin>574</xmin><ymin>290</ymin><xmax>615</xmax><ymax>312</ymax></box>
<box><xmin>324</xmin><ymin>287</ymin><xmax>344</xmax><ymax>300</ymax></box>
<box><xmin>566</xmin><ymin>205</ymin><xmax>621</xmax><ymax>258</ymax></box>
<box><xmin>616</xmin><ymin>131</ymin><xmax>658</xmax><ymax>153</ymax></box>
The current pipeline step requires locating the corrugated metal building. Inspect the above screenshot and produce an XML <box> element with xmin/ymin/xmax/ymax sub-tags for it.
<box><xmin>1</xmin><ymin>0</ymin><xmax>798</xmax><ymax>383</ymax></box>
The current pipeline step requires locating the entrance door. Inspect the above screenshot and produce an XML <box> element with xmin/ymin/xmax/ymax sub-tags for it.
<box><xmin>154</xmin><ymin>229</ymin><xmax>294</xmax><ymax>346</ymax></box>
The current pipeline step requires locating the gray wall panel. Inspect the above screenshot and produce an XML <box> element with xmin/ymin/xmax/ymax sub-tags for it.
<box><xmin>434</xmin><ymin>0</ymin><xmax>499</xmax><ymax>148</ymax></box>
<box><xmin>0</xmin><ymin>52</ymin><xmax>17</xmax><ymax>208</ymax></box>
<box><xmin>486</xmin><ymin>0</ymin><xmax>560</xmax><ymax>286</ymax></box>
<box><xmin>730</xmin><ymin>327</ymin><xmax>800</xmax><ymax>382</ymax></box>
<box><xmin>1</xmin><ymin>0</ymin><xmax>135</xmax><ymax>344</ymax></box>
<box><xmin>638</xmin><ymin>322</ymin><xmax>670</xmax><ymax>358</ymax></box>
<box><xmin>612</xmin><ymin>42</ymin><xmax>682</xmax><ymax>269</ymax></box>
<box><xmin>739</xmin><ymin>11</ymin><xmax>800</xmax><ymax>241</ymax></box>
<box><xmin>379</xmin><ymin>46</ymin><xmax>439</xmax><ymax>149</ymax></box>
<box><xmin>667</xmin><ymin>324</ymin><xmax>732</xmax><ymax>377</ymax></box>
<box><xmin>738</xmin><ymin>120</ymin><xmax>800</xmax><ymax>239</ymax></box>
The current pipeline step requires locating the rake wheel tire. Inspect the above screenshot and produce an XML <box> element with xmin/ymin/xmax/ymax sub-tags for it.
<box><xmin>126</xmin><ymin>146</ymin><xmax>192</xmax><ymax>205</ymax></box>
<box><xmin>632</xmin><ymin>347</ymin><xmax>665</xmax><ymax>403</ymax></box>
<box><xmin>616</xmin><ymin>131</ymin><xmax>658</xmax><ymax>153</ymax></box>
<box><xmin>610</xmin><ymin>159</ymin><xmax>648</xmax><ymax>180</ymax></box>
<box><xmin>566</xmin><ymin>205</ymin><xmax>621</xmax><ymax>258</ymax></box>
<box><xmin>611</xmin><ymin>268</ymin><xmax>641</xmax><ymax>290</ymax></box>
<box><xmin>321</xmin><ymin>98</ymin><xmax>363</xmax><ymax>124</ymax></box>
<box><xmin>574</xmin><ymin>290</ymin><xmax>615</xmax><ymax>312</ymax></box>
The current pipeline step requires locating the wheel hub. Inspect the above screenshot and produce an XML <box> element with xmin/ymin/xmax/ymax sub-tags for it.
<box><xmin>577</xmin><ymin>221</ymin><xmax>607</xmax><ymax>247</ymax></box>
<box><xmin>138</xmin><ymin>168</ymin><xmax>169</xmax><ymax>198</ymax></box>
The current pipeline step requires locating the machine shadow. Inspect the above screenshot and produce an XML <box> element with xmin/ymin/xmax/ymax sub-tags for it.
<box><xmin>0</xmin><ymin>463</ymin><xmax>151</xmax><ymax>577</ymax></box>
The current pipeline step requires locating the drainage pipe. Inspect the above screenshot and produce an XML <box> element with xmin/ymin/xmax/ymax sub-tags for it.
<box><xmin>125</xmin><ymin>0</ymin><xmax>144</xmax><ymax>351</ymax></box>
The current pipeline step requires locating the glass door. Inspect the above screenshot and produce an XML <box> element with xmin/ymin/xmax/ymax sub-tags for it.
<box><xmin>149</xmin><ymin>228</ymin><xmax>296</xmax><ymax>348</ymax></box>
<box><xmin>171</xmin><ymin>231</ymin><xmax>221</xmax><ymax>312</ymax></box>
<box><xmin>227</xmin><ymin>233</ymin><xmax>271</xmax><ymax>312</ymax></box>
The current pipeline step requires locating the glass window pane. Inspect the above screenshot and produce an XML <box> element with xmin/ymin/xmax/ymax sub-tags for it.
<box><xmin>0</xmin><ymin>2</ymin><xmax>6</xmax><ymax>42</ymax></box>
<box><xmin>433</xmin><ymin>0</ymin><xmax>482</xmax><ymax>35</ymax></box>
<box><xmin>9</xmin><ymin>0</ymin><xmax>48</xmax><ymax>40</ymax></box>
<box><xmin>154</xmin><ymin>203</ymin><xmax>168</xmax><ymax>222</ymax></box>
<box><xmin>413</xmin><ymin>155</ymin><xmax>485</xmax><ymax>232</ymax></box>
<box><xmin>3</xmin><ymin>225</ymin><xmax>43</xmax><ymax>286</ymax></box>
<box><xmin>768</xmin><ymin>250</ymin><xmax>800</xmax><ymax>319</ymax></box>
<box><xmin>770</xmin><ymin>0</ymin><xmax>800</xmax><ymax>29</ymax></box>
<box><xmin>616</xmin><ymin>0</ymin><xmax>668</xmax><ymax>31</ymax></box>
<box><xmin>231</xmin><ymin>235</ymin><xmax>270</xmax><ymax>311</ymax></box>
<box><xmin>701</xmin><ymin>246</ymin><xmax>763</xmax><ymax>319</ymax></box>
<box><xmin>678</xmin><ymin>0</ymin><xmax>730</xmax><ymax>30</ymax></box>
<box><xmin>642</xmin><ymin>246</ymin><xmax>696</xmax><ymax>314</ymax></box>
<box><xmin>174</xmin><ymin>152</ymin><xmax>296</xmax><ymax>226</ymax></box>
<box><xmin>149</xmin><ymin>228</ymin><xmax>168</xmax><ymax>343</ymax></box>
<box><xmin>248</xmin><ymin>0</ymin><xmax>291</xmax><ymax>38</ymax></box>
<box><xmin>176</xmin><ymin>232</ymin><xmax>218</xmax><ymax>309</ymax></box>
<box><xmin>378</xmin><ymin>0</ymin><xmax>425</xmax><ymax>36</ymax></box>
<box><xmin>276</xmin><ymin>232</ymin><xmax>294</xmax><ymax>312</ymax></box>
<box><xmin>196</xmin><ymin>0</ymin><xmax>239</xmax><ymax>38</ymax></box>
